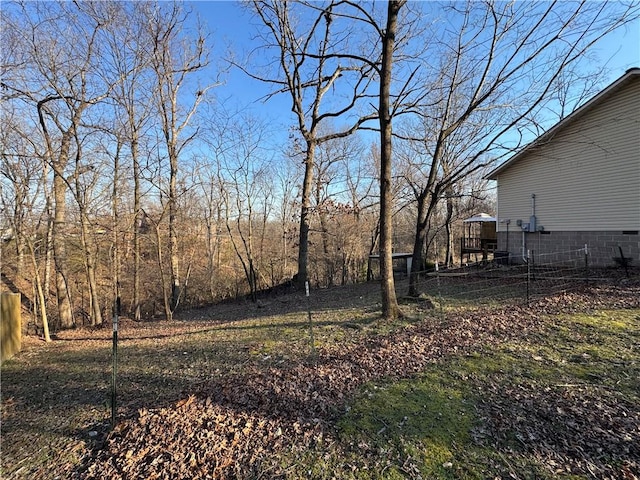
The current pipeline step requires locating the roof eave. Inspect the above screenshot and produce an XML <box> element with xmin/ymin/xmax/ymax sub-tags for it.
<box><xmin>485</xmin><ymin>67</ymin><xmax>640</xmax><ymax>181</ymax></box>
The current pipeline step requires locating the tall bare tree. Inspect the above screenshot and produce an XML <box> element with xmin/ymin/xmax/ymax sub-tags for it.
<box><xmin>69</xmin><ymin>131</ymin><xmax>107</xmax><ymax>326</ymax></box>
<box><xmin>214</xmin><ymin>113</ymin><xmax>273</xmax><ymax>301</ymax></box>
<box><xmin>193</xmin><ymin>159</ymin><xmax>225</xmax><ymax>302</ymax></box>
<box><xmin>0</xmin><ymin>112</ymin><xmax>52</xmax><ymax>341</ymax></box>
<box><xmin>315</xmin><ymin>0</ymin><xmax>419</xmax><ymax>317</ymax></box>
<box><xmin>145</xmin><ymin>2</ymin><xmax>214</xmax><ymax>315</ymax></box>
<box><xmin>5</xmin><ymin>2</ymin><xmax>120</xmax><ymax>327</ymax></box>
<box><xmin>274</xmin><ymin>155</ymin><xmax>300</xmax><ymax>282</ymax></box>
<box><xmin>103</xmin><ymin>1</ymin><xmax>156</xmax><ymax>321</ymax></box>
<box><xmin>245</xmin><ymin>0</ymin><xmax>377</xmax><ymax>289</ymax></box>
<box><xmin>376</xmin><ymin>0</ymin><xmax>406</xmax><ymax>319</ymax></box>
<box><xmin>0</xmin><ymin>113</ymin><xmax>30</xmax><ymax>273</ymax></box>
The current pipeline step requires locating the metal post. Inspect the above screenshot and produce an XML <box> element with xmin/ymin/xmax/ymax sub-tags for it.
<box><xmin>584</xmin><ymin>244</ymin><xmax>589</xmax><ymax>282</ymax></box>
<box><xmin>530</xmin><ymin>249</ymin><xmax>535</xmax><ymax>281</ymax></box>
<box><xmin>305</xmin><ymin>281</ymin><xmax>316</xmax><ymax>362</ymax></box>
<box><xmin>526</xmin><ymin>249</ymin><xmax>531</xmax><ymax>306</ymax></box>
<box><xmin>111</xmin><ymin>306</ymin><xmax>118</xmax><ymax>428</ymax></box>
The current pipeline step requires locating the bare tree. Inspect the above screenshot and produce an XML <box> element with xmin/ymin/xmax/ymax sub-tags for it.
<box><xmin>103</xmin><ymin>1</ymin><xmax>156</xmax><ymax>321</ymax></box>
<box><xmin>309</xmin><ymin>0</ymin><xmax>413</xmax><ymax>317</ymax></box>
<box><xmin>215</xmin><ymin>113</ymin><xmax>274</xmax><ymax>301</ymax></box>
<box><xmin>4</xmin><ymin>2</ymin><xmax>122</xmax><ymax>327</ymax></box>
<box><xmin>274</xmin><ymin>154</ymin><xmax>300</xmax><ymax>282</ymax></box>
<box><xmin>342</xmin><ymin>142</ymin><xmax>378</xmax><ymax>284</ymax></box>
<box><xmin>145</xmin><ymin>2</ymin><xmax>215</xmax><ymax>315</ymax></box>
<box><xmin>375</xmin><ymin>1</ymin><xmax>406</xmax><ymax>318</ymax></box>
<box><xmin>0</xmin><ymin>113</ymin><xmax>31</xmax><ymax>273</ymax></box>
<box><xmin>306</xmin><ymin>130</ymin><xmax>367</xmax><ymax>286</ymax></box>
<box><xmin>0</xmin><ymin>112</ymin><xmax>52</xmax><ymax>341</ymax></box>
<box><xmin>245</xmin><ymin>0</ymin><xmax>378</xmax><ymax>289</ymax></box>
<box><xmin>193</xmin><ymin>160</ymin><xmax>226</xmax><ymax>302</ymax></box>
<box><xmin>68</xmin><ymin>131</ymin><xmax>107</xmax><ymax>326</ymax></box>
<box><xmin>276</xmin><ymin>0</ymin><xmax>422</xmax><ymax>318</ymax></box>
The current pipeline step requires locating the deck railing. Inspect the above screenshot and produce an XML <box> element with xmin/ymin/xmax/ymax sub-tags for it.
<box><xmin>461</xmin><ymin>237</ymin><xmax>497</xmax><ymax>253</ymax></box>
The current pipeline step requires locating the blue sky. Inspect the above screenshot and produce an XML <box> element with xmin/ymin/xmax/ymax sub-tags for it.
<box><xmin>192</xmin><ymin>1</ymin><xmax>294</xmax><ymax>123</ymax></box>
<box><xmin>185</xmin><ymin>0</ymin><xmax>640</xmax><ymax>192</ymax></box>
<box><xmin>191</xmin><ymin>0</ymin><xmax>640</xmax><ymax>113</ymax></box>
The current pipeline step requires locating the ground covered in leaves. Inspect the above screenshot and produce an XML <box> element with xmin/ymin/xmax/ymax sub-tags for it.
<box><xmin>1</xmin><ymin>277</ymin><xmax>639</xmax><ymax>479</ymax></box>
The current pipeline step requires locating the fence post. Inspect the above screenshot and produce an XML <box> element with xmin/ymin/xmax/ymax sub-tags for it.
<box><xmin>435</xmin><ymin>261</ymin><xmax>444</xmax><ymax>321</ymax></box>
<box><xmin>530</xmin><ymin>249</ymin><xmax>535</xmax><ymax>281</ymax></box>
<box><xmin>584</xmin><ymin>244</ymin><xmax>589</xmax><ymax>283</ymax></box>
<box><xmin>1</xmin><ymin>293</ymin><xmax>21</xmax><ymax>363</ymax></box>
<box><xmin>111</xmin><ymin>303</ymin><xmax>118</xmax><ymax>428</ymax></box>
<box><xmin>526</xmin><ymin>249</ymin><xmax>531</xmax><ymax>306</ymax></box>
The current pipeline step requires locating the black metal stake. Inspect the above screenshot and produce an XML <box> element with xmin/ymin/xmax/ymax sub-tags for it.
<box><xmin>111</xmin><ymin>308</ymin><xmax>118</xmax><ymax>428</ymax></box>
<box><xmin>526</xmin><ymin>249</ymin><xmax>531</xmax><ymax>307</ymax></box>
<box><xmin>584</xmin><ymin>244</ymin><xmax>589</xmax><ymax>282</ymax></box>
<box><xmin>618</xmin><ymin>245</ymin><xmax>630</xmax><ymax>277</ymax></box>
<box><xmin>305</xmin><ymin>281</ymin><xmax>316</xmax><ymax>362</ymax></box>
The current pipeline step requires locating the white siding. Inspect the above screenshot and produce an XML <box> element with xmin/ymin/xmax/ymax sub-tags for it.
<box><xmin>496</xmin><ymin>79</ymin><xmax>640</xmax><ymax>232</ymax></box>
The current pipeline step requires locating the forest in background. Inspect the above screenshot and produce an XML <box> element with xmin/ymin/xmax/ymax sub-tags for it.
<box><xmin>1</xmin><ymin>1</ymin><xmax>637</xmax><ymax>332</ymax></box>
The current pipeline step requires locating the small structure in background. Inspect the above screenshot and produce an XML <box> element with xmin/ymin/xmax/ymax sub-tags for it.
<box><xmin>368</xmin><ymin>252</ymin><xmax>413</xmax><ymax>278</ymax></box>
<box><xmin>460</xmin><ymin>213</ymin><xmax>497</xmax><ymax>264</ymax></box>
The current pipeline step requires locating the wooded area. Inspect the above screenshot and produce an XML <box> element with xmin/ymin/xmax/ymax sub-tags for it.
<box><xmin>1</xmin><ymin>1</ymin><xmax>637</xmax><ymax>331</ymax></box>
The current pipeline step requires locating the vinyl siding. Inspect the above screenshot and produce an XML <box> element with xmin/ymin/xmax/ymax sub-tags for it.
<box><xmin>495</xmin><ymin>78</ymin><xmax>640</xmax><ymax>232</ymax></box>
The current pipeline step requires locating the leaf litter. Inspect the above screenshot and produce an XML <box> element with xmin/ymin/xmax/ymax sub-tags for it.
<box><xmin>4</xmin><ymin>281</ymin><xmax>639</xmax><ymax>479</ymax></box>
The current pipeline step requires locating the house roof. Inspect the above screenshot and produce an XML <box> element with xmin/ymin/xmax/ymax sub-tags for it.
<box><xmin>485</xmin><ymin>67</ymin><xmax>640</xmax><ymax>180</ymax></box>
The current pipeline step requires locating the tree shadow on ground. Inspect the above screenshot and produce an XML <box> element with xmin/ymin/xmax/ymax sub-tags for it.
<box><xmin>4</xmin><ymin>281</ymin><xmax>639</xmax><ymax>479</ymax></box>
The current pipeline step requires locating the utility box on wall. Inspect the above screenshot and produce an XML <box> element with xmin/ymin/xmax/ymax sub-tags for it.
<box><xmin>1</xmin><ymin>292</ymin><xmax>22</xmax><ymax>363</ymax></box>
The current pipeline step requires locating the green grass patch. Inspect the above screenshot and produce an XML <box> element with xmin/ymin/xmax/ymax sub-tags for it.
<box><xmin>283</xmin><ymin>308</ymin><xmax>640</xmax><ymax>479</ymax></box>
<box><xmin>337</xmin><ymin>371</ymin><xmax>476</xmax><ymax>478</ymax></box>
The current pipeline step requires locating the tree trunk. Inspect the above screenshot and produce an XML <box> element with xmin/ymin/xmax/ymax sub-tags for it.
<box><xmin>12</xmin><ymin>195</ymin><xmax>25</xmax><ymax>274</ymax></box>
<box><xmin>155</xmin><ymin>222</ymin><xmax>172</xmax><ymax>321</ymax></box>
<box><xmin>409</xmin><ymin>190</ymin><xmax>439</xmax><ymax>296</ymax></box>
<box><xmin>408</xmin><ymin>194</ymin><xmax>428</xmax><ymax>297</ymax></box>
<box><xmin>169</xmin><ymin>148</ymin><xmax>180</xmax><ymax>312</ymax></box>
<box><xmin>317</xmin><ymin>182</ymin><xmax>333</xmax><ymax>287</ymax></box>
<box><xmin>43</xmin><ymin>204</ymin><xmax>53</xmax><ymax>309</ymax></box>
<box><xmin>27</xmin><ymin>241</ymin><xmax>51</xmax><ymax>342</ymax></box>
<box><xmin>79</xmin><ymin>216</ymin><xmax>102</xmax><ymax>326</ymax></box>
<box><xmin>444</xmin><ymin>188</ymin><xmax>455</xmax><ymax>268</ymax></box>
<box><xmin>246</xmin><ymin>204</ymin><xmax>258</xmax><ymax>301</ymax></box>
<box><xmin>367</xmin><ymin>221</ymin><xmax>379</xmax><ymax>282</ymax></box>
<box><xmin>52</xmin><ymin>159</ymin><xmax>73</xmax><ymax>328</ymax></box>
<box><xmin>378</xmin><ymin>0</ymin><xmax>404</xmax><ymax>320</ymax></box>
<box><xmin>132</xmin><ymin>138</ymin><xmax>141</xmax><ymax>321</ymax></box>
<box><xmin>206</xmin><ymin>219</ymin><xmax>216</xmax><ymax>301</ymax></box>
<box><xmin>296</xmin><ymin>140</ymin><xmax>316</xmax><ymax>288</ymax></box>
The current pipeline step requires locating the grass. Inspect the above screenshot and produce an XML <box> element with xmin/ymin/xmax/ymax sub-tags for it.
<box><xmin>1</xmin><ymin>280</ymin><xmax>639</xmax><ymax>479</ymax></box>
<box><xmin>281</xmin><ymin>307</ymin><xmax>640</xmax><ymax>479</ymax></box>
<box><xmin>335</xmin><ymin>372</ymin><xmax>477</xmax><ymax>478</ymax></box>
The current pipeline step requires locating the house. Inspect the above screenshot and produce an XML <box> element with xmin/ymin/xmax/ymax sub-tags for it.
<box><xmin>486</xmin><ymin>68</ymin><xmax>640</xmax><ymax>267</ymax></box>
